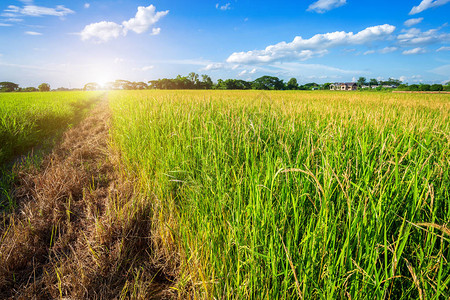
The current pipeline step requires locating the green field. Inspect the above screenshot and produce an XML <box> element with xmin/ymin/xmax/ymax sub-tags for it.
<box><xmin>0</xmin><ymin>90</ymin><xmax>449</xmax><ymax>298</ymax></box>
<box><xmin>110</xmin><ymin>90</ymin><xmax>449</xmax><ymax>299</ymax></box>
<box><xmin>0</xmin><ymin>91</ymin><xmax>100</xmax><ymax>206</ymax></box>
<box><xmin>0</xmin><ymin>91</ymin><xmax>100</xmax><ymax>165</ymax></box>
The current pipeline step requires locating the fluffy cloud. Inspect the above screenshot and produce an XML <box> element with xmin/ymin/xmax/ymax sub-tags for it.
<box><xmin>25</xmin><ymin>31</ymin><xmax>42</xmax><ymax>35</ymax></box>
<box><xmin>227</xmin><ymin>24</ymin><xmax>395</xmax><ymax>64</ymax></box>
<box><xmin>404</xmin><ymin>18</ymin><xmax>423</xmax><ymax>27</ymax></box>
<box><xmin>410</xmin><ymin>0</ymin><xmax>450</xmax><ymax>15</ymax></box>
<box><xmin>402</xmin><ymin>47</ymin><xmax>427</xmax><ymax>55</ymax></box>
<box><xmin>238</xmin><ymin>70</ymin><xmax>247</xmax><ymax>76</ymax></box>
<box><xmin>307</xmin><ymin>0</ymin><xmax>347</xmax><ymax>13</ymax></box>
<box><xmin>84</xmin><ymin>3</ymin><xmax>90</xmax><ymax>9</ymax></box>
<box><xmin>135</xmin><ymin>65</ymin><xmax>154</xmax><ymax>71</ymax></box>
<box><xmin>437</xmin><ymin>46</ymin><xmax>450</xmax><ymax>51</ymax></box>
<box><xmin>380</xmin><ymin>46</ymin><xmax>398</xmax><ymax>53</ymax></box>
<box><xmin>80</xmin><ymin>5</ymin><xmax>168</xmax><ymax>43</ymax></box>
<box><xmin>202</xmin><ymin>63</ymin><xmax>225</xmax><ymax>71</ymax></box>
<box><xmin>364</xmin><ymin>47</ymin><xmax>398</xmax><ymax>55</ymax></box>
<box><xmin>216</xmin><ymin>3</ymin><xmax>231</xmax><ymax>10</ymax></box>
<box><xmin>398</xmin><ymin>27</ymin><xmax>450</xmax><ymax>46</ymax></box>
<box><xmin>122</xmin><ymin>5</ymin><xmax>168</xmax><ymax>34</ymax></box>
<box><xmin>151</xmin><ymin>28</ymin><xmax>161</xmax><ymax>35</ymax></box>
<box><xmin>3</xmin><ymin>4</ymin><xmax>74</xmax><ymax>17</ymax></box>
<box><xmin>80</xmin><ymin>21</ymin><xmax>124</xmax><ymax>43</ymax></box>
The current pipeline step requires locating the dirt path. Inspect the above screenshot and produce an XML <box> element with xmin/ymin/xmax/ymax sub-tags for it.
<box><xmin>0</xmin><ymin>99</ymin><xmax>176</xmax><ymax>299</ymax></box>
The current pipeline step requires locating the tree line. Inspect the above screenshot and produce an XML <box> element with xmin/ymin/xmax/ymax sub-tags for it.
<box><xmin>0</xmin><ymin>82</ymin><xmax>51</xmax><ymax>92</ymax></box>
<box><xmin>2</xmin><ymin>75</ymin><xmax>450</xmax><ymax>92</ymax></box>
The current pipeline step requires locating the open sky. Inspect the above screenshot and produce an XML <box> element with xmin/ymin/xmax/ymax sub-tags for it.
<box><xmin>0</xmin><ymin>0</ymin><xmax>449</xmax><ymax>88</ymax></box>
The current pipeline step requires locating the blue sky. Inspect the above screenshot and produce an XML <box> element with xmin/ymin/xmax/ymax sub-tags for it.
<box><xmin>0</xmin><ymin>0</ymin><xmax>449</xmax><ymax>88</ymax></box>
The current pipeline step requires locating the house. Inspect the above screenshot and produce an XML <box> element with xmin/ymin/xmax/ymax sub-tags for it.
<box><xmin>330</xmin><ymin>82</ymin><xmax>358</xmax><ymax>91</ymax></box>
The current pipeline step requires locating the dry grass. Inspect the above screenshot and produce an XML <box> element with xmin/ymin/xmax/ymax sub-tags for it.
<box><xmin>0</xmin><ymin>99</ymin><xmax>178</xmax><ymax>299</ymax></box>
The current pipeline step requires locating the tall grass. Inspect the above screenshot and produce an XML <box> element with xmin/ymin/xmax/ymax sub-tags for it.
<box><xmin>110</xmin><ymin>90</ymin><xmax>450</xmax><ymax>299</ymax></box>
<box><xmin>0</xmin><ymin>91</ymin><xmax>100</xmax><ymax>164</ymax></box>
<box><xmin>0</xmin><ymin>91</ymin><xmax>101</xmax><ymax>208</ymax></box>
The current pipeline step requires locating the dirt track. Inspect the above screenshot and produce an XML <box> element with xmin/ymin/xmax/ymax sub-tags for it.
<box><xmin>0</xmin><ymin>99</ymin><xmax>176</xmax><ymax>299</ymax></box>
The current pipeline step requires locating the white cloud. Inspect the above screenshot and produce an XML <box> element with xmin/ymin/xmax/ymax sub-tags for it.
<box><xmin>216</xmin><ymin>3</ymin><xmax>231</xmax><ymax>10</ymax></box>
<box><xmin>25</xmin><ymin>31</ymin><xmax>42</xmax><ymax>35</ymax></box>
<box><xmin>141</xmin><ymin>65</ymin><xmax>154</xmax><ymax>71</ymax></box>
<box><xmin>202</xmin><ymin>63</ymin><xmax>225</xmax><ymax>71</ymax></box>
<box><xmin>402</xmin><ymin>47</ymin><xmax>427</xmax><ymax>55</ymax></box>
<box><xmin>151</xmin><ymin>27</ymin><xmax>161</xmax><ymax>35</ymax></box>
<box><xmin>307</xmin><ymin>0</ymin><xmax>347</xmax><ymax>13</ymax></box>
<box><xmin>122</xmin><ymin>5</ymin><xmax>168</xmax><ymax>34</ymax></box>
<box><xmin>364</xmin><ymin>47</ymin><xmax>398</xmax><ymax>55</ymax></box>
<box><xmin>364</xmin><ymin>50</ymin><xmax>375</xmax><ymax>55</ymax></box>
<box><xmin>410</xmin><ymin>0</ymin><xmax>450</xmax><ymax>15</ymax></box>
<box><xmin>404</xmin><ymin>18</ymin><xmax>424</xmax><ymax>27</ymax></box>
<box><xmin>80</xmin><ymin>21</ymin><xmax>124</xmax><ymax>43</ymax></box>
<box><xmin>0</xmin><ymin>23</ymin><xmax>13</xmax><ymax>26</ymax></box>
<box><xmin>249</xmin><ymin>68</ymin><xmax>257</xmax><ymax>74</ymax></box>
<box><xmin>398</xmin><ymin>27</ymin><xmax>450</xmax><ymax>46</ymax></box>
<box><xmin>437</xmin><ymin>46</ymin><xmax>450</xmax><ymax>51</ymax></box>
<box><xmin>80</xmin><ymin>5</ymin><xmax>168</xmax><ymax>43</ymax></box>
<box><xmin>238</xmin><ymin>70</ymin><xmax>247</xmax><ymax>76</ymax></box>
<box><xmin>226</xmin><ymin>24</ymin><xmax>396</xmax><ymax>64</ymax></box>
<box><xmin>3</xmin><ymin>4</ymin><xmax>74</xmax><ymax>17</ymax></box>
<box><xmin>379</xmin><ymin>46</ymin><xmax>398</xmax><ymax>53</ymax></box>
<box><xmin>84</xmin><ymin>3</ymin><xmax>90</xmax><ymax>9</ymax></box>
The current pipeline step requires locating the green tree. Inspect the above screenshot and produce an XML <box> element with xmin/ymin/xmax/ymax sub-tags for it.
<box><xmin>357</xmin><ymin>77</ymin><xmax>367</xmax><ymax>87</ymax></box>
<box><xmin>369</xmin><ymin>79</ymin><xmax>378</xmax><ymax>87</ymax></box>
<box><xmin>83</xmin><ymin>82</ymin><xmax>99</xmax><ymax>91</ymax></box>
<box><xmin>252</xmin><ymin>76</ymin><xmax>284</xmax><ymax>90</ymax></box>
<box><xmin>322</xmin><ymin>83</ymin><xmax>332</xmax><ymax>90</ymax></box>
<box><xmin>200</xmin><ymin>75</ymin><xmax>213</xmax><ymax>89</ymax></box>
<box><xmin>23</xmin><ymin>87</ymin><xmax>38</xmax><ymax>92</ymax></box>
<box><xmin>0</xmin><ymin>81</ymin><xmax>19</xmax><ymax>92</ymax></box>
<box><xmin>430</xmin><ymin>84</ymin><xmax>443</xmax><ymax>91</ymax></box>
<box><xmin>286</xmin><ymin>78</ymin><xmax>299</xmax><ymax>90</ymax></box>
<box><xmin>38</xmin><ymin>83</ymin><xmax>50</xmax><ymax>92</ymax></box>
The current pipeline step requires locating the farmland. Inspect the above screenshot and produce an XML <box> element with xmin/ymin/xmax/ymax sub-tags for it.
<box><xmin>0</xmin><ymin>91</ymin><xmax>100</xmax><ymax>207</ymax></box>
<box><xmin>110</xmin><ymin>90</ymin><xmax>450</xmax><ymax>298</ymax></box>
<box><xmin>1</xmin><ymin>90</ymin><xmax>449</xmax><ymax>299</ymax></box>
<box><xmin>0</xmin><ymin>91</ymin><xmax>100</xmax><ymax>165</ymax></box>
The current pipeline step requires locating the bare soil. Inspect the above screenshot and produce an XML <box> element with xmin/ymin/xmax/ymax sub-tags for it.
<box><xmin>0</xmin><ymin>99</ymin><xmax>177</xmax><ymax>299</ymax></box>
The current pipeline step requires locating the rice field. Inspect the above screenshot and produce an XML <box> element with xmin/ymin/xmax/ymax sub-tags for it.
<box><xmin>109</xmin><ymin>90</ymin><xmax>450</xmax><ymax>299</ymax></box>
<box><xmin>0</xmin><ymin>91</ymin><xmax>100</xmax><ymax>208</ymax></box>
<box><xmin>0</xmin><ymin>91</ymin><xmax>100</xmax><ymax>165</ymax></box>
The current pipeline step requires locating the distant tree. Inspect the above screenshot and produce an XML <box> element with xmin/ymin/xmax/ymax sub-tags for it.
<box><xmin>252</xmin><ymin>76</ymin><xmax>284</xmax><ymax>90</ymax></box>
<box><xmin>299</xmin><ymin>83</ymin><xmax>319</xmax><ymax>90</ymax></box>
<box><xmin>0</xmin><ymin>81</ymin><xmax>19</xmax><ymax>92</ymax></box>
<box><xmin>135</xmin><ymin>82</ymin><xmax>148</xmax><ymax>90</ymax></box>
<box><xmin>188</xmin><ymin>72</ymin><xmax>200</xmax><ymax>88</ymax></box>
<box><xmin>286</xmin><ymin>78</ymin><xmax>299</xmax><ymax>90</ymax></box>
<box><xmin>321</xmin><ymin>83</ymin><xmax>332</xmax><ymax>90</ymax></box>
<box><xmin>396</xmin><ymin>84</ymin><xmax>409</xmax><ymax>91</ymax></box>
<box><xmin>409</xmin><ymin>84</ymin><xmax>419</xmax><ymax>91</ymax></box>
<box><xmin>357</xmin><ymin>77</ymin><xmax>367</xmax><ymax>87</ymax></box>
<box><xmin>22</xmin><ymin>87</ymin><xmax>38</xmax><ymax>92</ymax></box>
<box><xmin>83</xmin><ymin>82</ymin><xmax>99</xmax><ymax>91</ymax></box>
<box><xmin>419</xmin><ymin>84</ymin><xmax>431</xmax><ymax>91</ymax></box>
<box><xmin>430</xmin><ymin>84</ymin><xmax>443</xmax><ymax>91</ymax></box>
<box><xmin>38</xmin><ymin>83</ymin><xmax>50</xmax><ymax>92</ymax></box>
<box><xmin>200</xmin><ymin>75</ymin><xmax>213</xmax><ymax>89</ymax></box>
<box><xmin>369</xmin><ymin>79</ymin><xmax>378</xmax><ymax>87</ymax></box>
